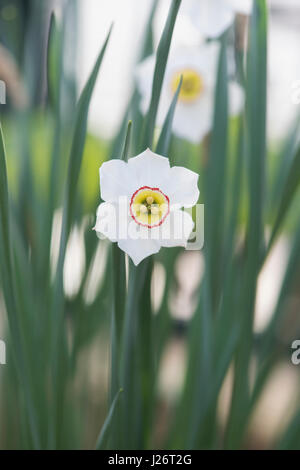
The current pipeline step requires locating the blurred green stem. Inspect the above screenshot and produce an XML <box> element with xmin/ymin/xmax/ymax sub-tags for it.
<box><xmin>225</xmin><ymin>0</ymin><xmax>268</xmax><ymax>448</ymax></box>
<box><xmin>109</xmin><ymin>122</ymin><xmax>131</xmax><ymax>447</ymax></box>
<box><xmin>120</xmin><ymin>257</ymin><xmax>154</xmax><ymax>449</ymax></box>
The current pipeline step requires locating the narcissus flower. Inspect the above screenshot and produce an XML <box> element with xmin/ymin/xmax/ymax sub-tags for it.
<box><xmin>94</xmin><ymin>149</ymin><xmax>199</xmax><ymax>266</ymax></box>
<box><xmin>181</xmin><ymin>0</ymin><xmax>253</xmax><ymax>38</ymax></box>
<box><xmin>136</xmin><ymin>43</ymin><xmax>243</xmax><ymax>143</ymax></box>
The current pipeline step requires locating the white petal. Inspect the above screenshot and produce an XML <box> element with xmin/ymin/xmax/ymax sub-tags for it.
<box><xmin>94</xmin><ymin>202</ymin><xmax>119</xmax><ymax>242</ymax></box>
<box><xmin>100</xmin><ymin>159</ymin><xmax>137</xmax><ymax>202</ymax></box>
<box><xmin>165</xmin><ymin>43</ymin><xmax>220</xmax><ymax>87</ymax></box>
<box><xmin>161</xmin><ymin>166</ymin><xmax>199</xmax><ymax>208</ymax></box>
<box><xmin>128</xmin><ymin>148</ymin><xmax>171</xmax><ymax>188</ymax></box>
<box><xmin>135</xmin><ymin>55</ymin><xmax>155</xmax><ymax>115</ymax></box>
<box><xmin>225</xmin><ymin>0</ymin><xmax>252</xmax><ymax>15</ymax></box>
<box><xmin>155</xmin><ymin>210</ymin><xmax>195</xmax><ymax>248</ymax></box>
<box><xmin>171</xmin><ymin>93</ymin><xmax>214</xmax><ymax>143</ymax></box>
<box><xmin>183</xmin><ymin>0</ymin><xmax>234</xmax><ymax>38</ymax></box>
<box><xmin>135</xmin><ymin>55</ymin><xmax>155</xmax><ymax>99</ymax></box>
<box><xmin>118</xmin><ymin>238</ymin><xmax>160</xmax><ymax>266</ymax></box>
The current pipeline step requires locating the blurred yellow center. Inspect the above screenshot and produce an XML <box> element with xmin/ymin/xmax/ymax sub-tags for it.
<box><xmin>171</xmin><ymin>68</ymin><xmax>204</xmax><ymax>103</ymax></box>
<box><xmin>130</xmin><ymin>187</ymin><xmax>169</xmax><ymax>227</ymax></box>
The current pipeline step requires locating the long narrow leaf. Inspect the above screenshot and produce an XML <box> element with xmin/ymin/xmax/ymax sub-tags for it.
<box><xmin>0</xmin><ymin>124</ymin><xmax>40</xmax><ymax>448</ymax></box>
<box><xmin>267</xmin><ymin>145</ymin><xmax>300</xmax><ymax>253</ymax></box>
<box><xmin>142</xmin><ymin>0</ymin><xmax>181</xmax><ymax>149</ymax></box>
<box><xmin>109</xmin><ymin>122</ymin><xmax>132</xmax><ymax>448</ymax></box>
<box><xmin>225</xmin><ymin>0</ymin><xmax>268</xmax><ymax>448</ymax></box>
<box><xmin>48</xmin><ymin>26</ymin><xmax>112</xmax><ymax>448</ymax></box>
<box><xmin>95</xmin><ymin>389</ymin><xmax>123</xmax><ymax>450</ymax></box>
<box><xmin>156</xmin><ymin>76</ymin><xmax>182</xmax><ymax>155</ymax></box>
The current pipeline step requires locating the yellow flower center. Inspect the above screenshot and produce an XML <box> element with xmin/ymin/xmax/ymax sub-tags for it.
<box><xmin>171</xmin><ymin>68</ymin><xmax>204</xmax><ymax>103</ymax></box>
<box><xmin>130</xmin><ymin>186</ymin><xmax>170</xmax><ymax>228</ymax></box>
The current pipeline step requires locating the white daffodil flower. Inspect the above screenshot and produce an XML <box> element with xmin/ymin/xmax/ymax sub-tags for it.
<box><xmin>136</xmin><ymin>43</ymin><xmax>243</xmax><ymax>143</ymax></box>
<box><xmin>181</xmin><ymin>0</ymin><xmax>253</xmax><ymax>38</ymax></box>
<box><xmin>94</xmin><ymin>149</ymin><xmax>199</xmax><ymax>266</ymax></box>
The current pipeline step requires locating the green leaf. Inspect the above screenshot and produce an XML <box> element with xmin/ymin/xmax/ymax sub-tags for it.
<box><xmin>51</xmin><ymin>23</ymin><xmax>112</xmax><ymax>332</ymax></box>
<box><xmin>110</xmin><ymin>0</ymin><xmax>159</xmax><ymax>157</ymax></box>
<box><xmin>109</xmin><ymin>122</ymin><xmax>131</xmax><ymax>448</ymax></box>
<box><xmin>118</xmin><ymin>1</ymin><xmax>182</xmax><ymax>450</ymax></box>
<box><xmin>156</xmin><ymin>76</ymin><xmax>182</xmax><ymax>155</ymax></box>
<box><xmin>48</xmin><ymin>26</ymin><xmax>112</xmax><ymax>448</ymax></box>
<box><xmin>142</xmin><ymin>0</ymin><xmax>182</xmax><ymax>149</ymax></box>
<box><xmin>269</xmin><ymin>116</ymin><xmax>300</xmax><ymax>211</ymax></box>
<box><xmin>95</xmin><ymin>389</ymin><xmax>123</xmax><ymax>450</ymax></box>
<box><xmin>121</xmin><ymin>121</ymin><xmax>132</xmax><ymax>162</ymax></box>
<box><xmin>177</xmin><ymin>34</ymin><xmax>229</xmax><ymax>450</ymax></box>
<box><xmin>64</xmin><ymin>25</ymin><xmax>113</xmax><ymax>237</ymax></box>
<box><xmin>0</xmin><ymin>124</ymin><xmax>40</xmax><ymax>449</ymax></box>
<box><xmin>267</xmin><ymin>144</ymin><xmax>300</xmax><ymax>253</ymax></box>
<box><xmin>278</xmin><ymin>409</ymin><xmax>300</xmax><ymax>450</ymax></box>
<box><xmin>47</xmin><ymin>12</ymin><xmax>63</xmax><ymax>110</ymax></box>
<box><xmin>215</xmin><ymin>118</ymin><xmax>244</xmax><ymax>344</ymax></box>
<box><xmin>225</xmin><ymin>0</ymin><xmax>268</xmax><ymax>449</ymax></box>
<box><xmin>39</xmin><ymin>12</ymin><xmax>65</xmax><ymax>288</ymax></box>
<box><xmin>252</xmin><ymin>219</ymin><xmax>300</xmax><ymax>404</ymax></box>
<box><xmin>119</xmin><ymin>258</ymin><xmax>154</xmax><ymax>449</ymax></box>
<box><xmin>205</xmin><ymin>33</ymin><xmax>229</xmax><ymax>309</ymax></box>
<box><xmin>138</xmin><ymin>0</ymin><xmax>159</xmax><ymax>61</ymax></box>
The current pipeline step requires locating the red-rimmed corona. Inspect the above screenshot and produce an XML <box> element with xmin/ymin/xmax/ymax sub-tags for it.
<box><xmin>129</xmin><ymin>186</ymin><xmax>170</xmax><ymax>229</ymax></box>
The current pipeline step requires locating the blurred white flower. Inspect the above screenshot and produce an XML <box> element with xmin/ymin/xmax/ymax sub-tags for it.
<box><xmin>94</xmin><ymin>149</ymin><xmax>199</xmax><ymax>266</ymax></box>
<box><xmin>226</xmin><ymin>0</ymin><xmax>253</xmax><ymax>15</ymax></box>
<box><xmin>267</xmin><ymin>7</ymin><xmax>300</xmax><ymax>142</ymax></box>
<box><xmin>136</xmin><ymin>44</ymin><xmax>243</xmax><ymax>143</ymax></box>
<box><xmin>181</xmin><ymin>0</ymin><xmax>253</xmax><ymax>38</ymax></box>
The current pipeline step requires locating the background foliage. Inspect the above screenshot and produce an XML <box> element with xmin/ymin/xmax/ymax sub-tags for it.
<box><xmin>0</xmin><ymin>0</ymin><xmax>299</xmax><ymax>450</ymax></box>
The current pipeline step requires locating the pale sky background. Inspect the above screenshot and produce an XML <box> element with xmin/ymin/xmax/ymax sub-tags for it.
<box><xmin>77</xmin><ymin>0</ymin><xmax>300</xmax><ymax>141</ymax></box>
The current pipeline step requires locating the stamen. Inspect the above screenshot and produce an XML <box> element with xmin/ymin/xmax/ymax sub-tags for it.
<box><xmin>139</xmin><ymin>204</ymin><xmax>148</xmax><ymax>213</ymax></box>
<box><xmin>146</xmin><ymin>196</ymin><xmax>154</xmax><ymax>205</ymax></box>
<box><xmin>150</xmin><ymin>206</ymin><xmax>159</xmax><ymax>215</ymax></box>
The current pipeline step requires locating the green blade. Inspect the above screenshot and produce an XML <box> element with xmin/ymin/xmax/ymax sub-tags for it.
<box><xmin>178</xmin><ymin>33</ymin><xmax>229</xmax><ymax>450</ymax></box>
<box><xmin>0</xmin><ymin>124</ymin><xmax>40</xmax><ymax>449</ymax></box>
<box><xmin>95</xmin><ymin>389</ymin><xmax>123</xmax><ymax>450</ymax></box>
<box><xmin>156</xmin><ymin>75</ymin><xmax>182</xmax><ymax>155</ymax></box>
<box><xmin>225</xmin><ymin>0</ymin><xmax>268</xmax><ymax>449</ymax></box>
<box><xmin>47</xmin><ymin>12</ymin><xmax>63</xmax><ymax>111</ymax></box>
<box><xmin>205</xmin><ymin>33</ymin><xmax>229</xmax><ymax>309</ymax></box>
<box><xmin>267</xmin><ymin>144</ymin><xmax>300</xmax><ymax>253</ymax></box>
<box><xmin>48</xmin><ymin>26</ymin><xmax>112</xmax><ymax>448</ymax></box>
<box><xmin>278</xmin><ymin>408</ymin><xmax>300</xmax><ymax>450</ymax></box>
<box><xmin>142</xmin><ymin>0</ymin><xmax>182</xmax><ymax>149</ymax></box>
<box><xmin>109</xmin><ymin>122</ymin><xmax>132</xmax><ymax>448</ymax></box>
